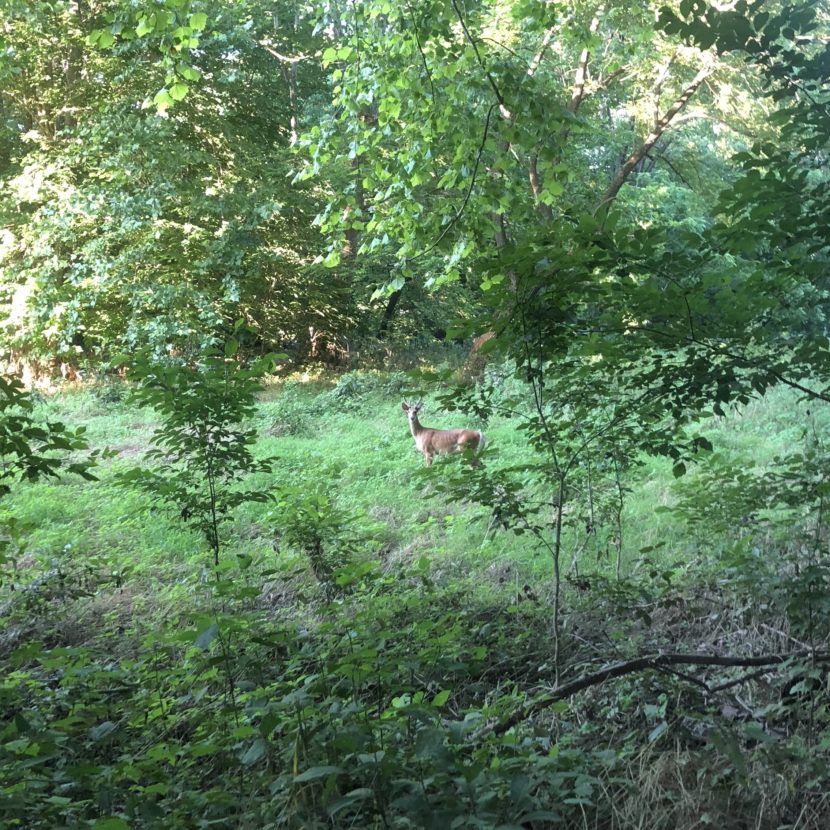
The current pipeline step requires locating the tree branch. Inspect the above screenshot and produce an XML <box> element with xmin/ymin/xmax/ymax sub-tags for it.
<box><xmin>529</xmin><ymin>9</ymin><xmax>601</xmax><ymax>220</ymax></box>
<box><xmin>493</xmin><ymin>650</ymin><xmax>826</xmax><ymax>735</ymax></box>
<box><xmin>596</xmin><ymin>62</ymin><xmax>713</xmax><ymax>212</ymax></box>
<box><xmin>629</xmin><ymin>323</ymin><xmax>830</xmax><ymax>406</ymax></box>
<box><xmin>652</xmin><ymin>53</ymin><xmax>677</xmax><ymax>130</ymax></box>
<box><xmin>528</xmin><ymin>27</ymin><xmax>555</xmax><ymax>78</ymax></box>
<box><xmin>568</xmin><ymin>13</ymin><xmax>602</xmax><ymax>116</ymax></box>
<box><xmin>450</xmin><ymin>0</ymin><xmax>508</xmax><ymax>115</ymax></box>
<box><xmin>258</xmin><ymin>42</ymin><xmax>310</xmax><ymax>64</ymax></box>
<box><xmin>405</xmin><ymin>1</ymin><xmax>436</xmax><ymax>108</ymax></box>
<box><xmin>417</xmin><ymin>103</ymin><xmax>499</xmax><ymax>259</ymax></box>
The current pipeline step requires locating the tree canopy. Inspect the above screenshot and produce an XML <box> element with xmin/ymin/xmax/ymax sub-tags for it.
<box><xmin>1</xmin><ymin>0</ymin><xmax>825</xmax><ymax>386</ymax></box>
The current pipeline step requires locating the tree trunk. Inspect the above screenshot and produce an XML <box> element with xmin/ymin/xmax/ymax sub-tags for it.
<box><xmin>61</xmin><ymin>1</ymin><xmax>85</xmax><ymax>133</ymax></box>
<box><xmin>283</xmin><ymin>61</ymin><xmax>299</xmax><ymax>145</ymax></box>
<box><xmin>377</xmin><ymin>286</ymin><xmax>403</xmax><ymax>338</ymax></box>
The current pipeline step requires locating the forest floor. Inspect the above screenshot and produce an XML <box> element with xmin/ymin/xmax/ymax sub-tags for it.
<box><xmin>1</xmin><ymin>371</ymin><xmax>829</xmax><ymax>829</ymax></box>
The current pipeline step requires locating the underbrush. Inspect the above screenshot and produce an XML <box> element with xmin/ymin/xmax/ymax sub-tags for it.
<box><xmin>2</xmin><ymin>556</ymin><xmax>829</xmax><ymax>829</ymax></box>
<box><xmin>2</xmin><ymin>375</ymin><xmax>830</xmax><ymax>828</ymax></box>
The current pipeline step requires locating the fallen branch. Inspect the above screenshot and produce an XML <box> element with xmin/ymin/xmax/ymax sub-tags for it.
<box><xmin>493</xmin><ymin>650</ymin><xmax>828</xmax><ymax>735</ymax></box>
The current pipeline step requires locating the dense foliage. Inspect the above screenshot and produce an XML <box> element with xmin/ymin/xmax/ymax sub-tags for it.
<box><xmin>3</xmin><ymin>380</ymin><xmax>830</xmax><ymax>829</ymax></box>
<box><xmin>2</xmin><ymin>0</ymin><xmax>830</xmax><ymax>828</ymax></box>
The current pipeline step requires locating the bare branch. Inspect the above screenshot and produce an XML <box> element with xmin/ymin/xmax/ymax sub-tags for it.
<box><xmin>528</xmin><ymin>156</ymin><xmax>554</xmax><ymax>222</ymax></box>
<box><xmin>528</xmin><ymin>27</ymin><xmax>555</xmax><ymax>78</ymax></box>
<box><xmin>568</xmin><ymin>8</ymin><xmax>604</xmax><ymax>116</ymax></box>
<box><xmin>258</xmin><ymin>42</ymin><xmax>310</xmax><ymax>64</ymax></box>
<box><xmin>528</xmin><ymin>8</ymin><xmax>601</xmax><ymax>220</ymax></box>
<box><xmin>652</xmin><ymin>53</ymin><xmax>677</xmax><ymax>130</ymax></box>
<box><xmin>568</xmin><ymin>44</ymin><xmax>592</xmax><ymax>114</ymax></box>
<box><xmin>493</xmin><ymin>650</ymin><xmax>826</xmax><ymax>735</ymax></box>
<box><xmin>707</xmin><ymin>667</ymin><xmax>776</xmax><ymax>694</ymax></box>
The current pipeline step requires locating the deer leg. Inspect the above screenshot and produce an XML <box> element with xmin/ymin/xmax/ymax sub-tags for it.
<box><xmin>424</xmin><ymin>453</ymin><xmax>433</xmax><ymax>466</ymax></box>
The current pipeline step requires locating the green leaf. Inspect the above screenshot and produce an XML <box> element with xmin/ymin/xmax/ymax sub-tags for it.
<box><xmin>709</xmin><ymin>728</ymin><xmax>748</xmax><ymax>776</ymax></box>
<box><xmin>90</xmin><ymin>721</ymin><xmax>117</xmax><ymax>741</ymax></box>
<box><xmin>108</xmin><ymin>353</ymin><xmax>132</xmax><ymax>369</ymax></box>
<box><xmin>322</xmin><ymin>250</ymin><xmax>341</xmax><ymax>268</ymax></box>
<box><xmin>195</xmin><ymin>623</ymin><xmax>219</xmax><ymax>649</ymax></box>
<box><xmin>696</xmin><ymin>436</ymin><xmax>713</xmax><ymax>452</ymax></box>
<box><xmin>648</xmin><ymin>721</ymin><xmax>668</xmax><ymax>743</ymax></box>
<box><xmin>189</xmin><ymin>12</ymin><xmax>208</xmax><ymax>31</ymax></box>
<box><xmin>294</xmin><ymin>765</ymin><xmax>342</xmax><ymax>782</ymax></box>
<box><xmin>327</xmin><ymin>788</ymin><xmax>373</xmax><ymax>818</ymax></box>
<box><xmin>432</xmin><ymin>689</ymin><xmax>451</xmax><ymax>707</ymax></box>
<box><xmin>414</xmin><ymin>727</ymin><xmax>447</xmax><ymax>759</ymax></box>
<box><xmin>672</xmin><ymin>462</ymin><xmax>687</xmax><ymax>478</ymax></box>
<box><xmin>153</xmin><ymin>89</ymin><xmax>174</xmax><ymax>113</ymax></box>
<box><xmin>240</xmin><ymin>738</ymin><xmax>268</xmax><ymax>765</ymax></box>
<box><xmin>136</xmin><ymin>16</ymin><xmax>153</xmax><ymax>37</ymax></box>
<box><xmin>169</xmin><ymin>83</ymin><xmax>189</xmax><ymax>101</ymax></box>
<box><xmin>743</xmin><ymin>721</ymin><xmax>776</xmax><ymax>743</ymax></box>
<box><xmin>178</xmin><ymin>64</ymin><xmax>201</xmax><ymax>82</ymax></box>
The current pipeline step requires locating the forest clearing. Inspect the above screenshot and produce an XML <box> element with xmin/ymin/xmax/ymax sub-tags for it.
<box><xmin>3</xmin><ymin>0</ymin><xmax>830</xmax><ymax>828</ymax></box>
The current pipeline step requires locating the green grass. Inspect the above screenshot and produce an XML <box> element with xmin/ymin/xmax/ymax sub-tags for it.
<box><xmin>6</xmin><ymin>375</ymin><xmax>824</xmax><ymax>601</ymax></box>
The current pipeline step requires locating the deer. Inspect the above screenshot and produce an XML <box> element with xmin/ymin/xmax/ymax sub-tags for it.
<box><xmin>401</xmin><ymin>400</ymin><xmax>486</xmax><ymax>467</ymax></box>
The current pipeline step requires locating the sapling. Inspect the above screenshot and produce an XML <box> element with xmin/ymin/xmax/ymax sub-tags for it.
<box><xmin>117</xmin><ymin>337</ymin><xmax>282</xmax><ymax>567</ymax></box>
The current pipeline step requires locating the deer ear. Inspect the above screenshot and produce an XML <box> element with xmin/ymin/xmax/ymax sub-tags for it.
<box><xmin>401</xmin><ymin>402</ymin><xmax>409</xmax><ymax>411</ymax></box>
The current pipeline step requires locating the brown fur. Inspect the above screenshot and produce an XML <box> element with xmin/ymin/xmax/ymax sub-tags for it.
<box><xmin>401</xmin><ymin>401</ymin><xmax>486</xmax><ymax>466</ymax></box>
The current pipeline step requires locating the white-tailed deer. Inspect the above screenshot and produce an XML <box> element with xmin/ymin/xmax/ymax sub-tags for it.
<box><xmin>401</xmin><ymin>400</ymin><xmax>486</xmax><ymax>466</ymax></box>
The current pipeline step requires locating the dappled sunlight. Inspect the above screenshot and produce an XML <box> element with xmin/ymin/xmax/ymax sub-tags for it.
<box><xmin>2</xmin><ymin>0</ymin><xmax>830</xmax><ymax>826</ymax></box>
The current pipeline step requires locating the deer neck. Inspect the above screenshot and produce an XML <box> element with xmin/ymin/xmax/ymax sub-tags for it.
<box><xmin>409</xmin><ymin>414</ymin><xmax>425</xmax><ymax>438</ymax></box>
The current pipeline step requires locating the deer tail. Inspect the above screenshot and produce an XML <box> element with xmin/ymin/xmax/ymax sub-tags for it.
<box><xmin>477</xmin><ymin>432</ymin><xmax>487</xmax><ymax>454</ymax></box>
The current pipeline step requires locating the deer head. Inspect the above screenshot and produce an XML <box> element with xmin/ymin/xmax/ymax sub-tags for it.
<box><xmin>401</xmin><ymin>399</ymin><xmax>423</xmax><ymax>429</ymax></box>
